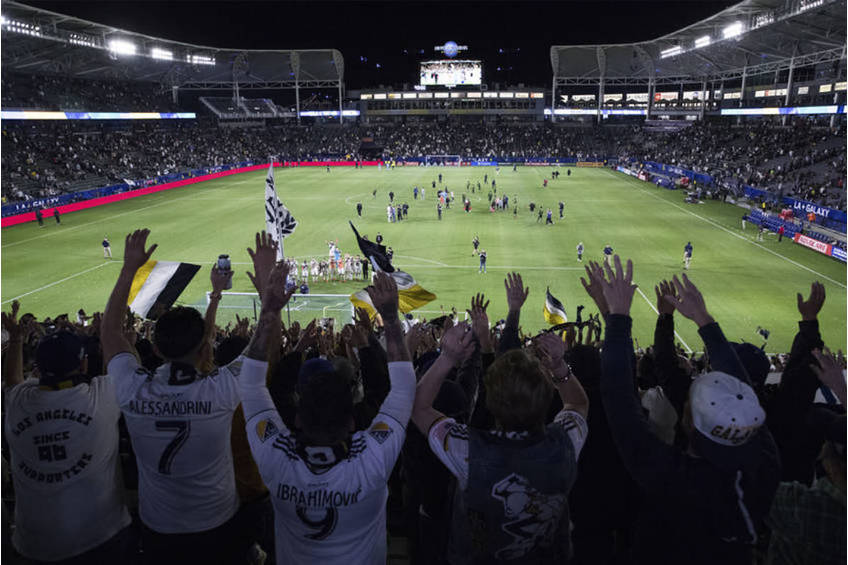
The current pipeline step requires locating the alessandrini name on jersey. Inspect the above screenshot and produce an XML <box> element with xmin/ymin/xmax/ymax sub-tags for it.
<box><xmin>125</xmin><ymin>399</ymin><xmax>213</xmax><ymax>417</ymax></box>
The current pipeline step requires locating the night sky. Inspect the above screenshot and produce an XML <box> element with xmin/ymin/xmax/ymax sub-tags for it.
<box><xmin>26</xmin><ymin>1</ymin><xmax>736</xmax><ymax>88</ymax></box>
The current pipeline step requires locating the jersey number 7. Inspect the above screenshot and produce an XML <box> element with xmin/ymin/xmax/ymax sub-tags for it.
<box><xmin>156</xmin><ymin>420</ymin><xmax>191</xmax><ymax>475</ymax></box>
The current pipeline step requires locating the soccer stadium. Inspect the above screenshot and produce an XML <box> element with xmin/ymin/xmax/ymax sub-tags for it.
<box><xmin>0</xmin><ymin>0</ymin><xmax>846</xmax><ymax>563</ymax></box>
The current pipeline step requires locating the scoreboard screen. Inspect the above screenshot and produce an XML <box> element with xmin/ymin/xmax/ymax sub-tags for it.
<box><xmin>419</xmin><ymin>60</ymin><xmax>482</xmax><ymax>87</ymax></box>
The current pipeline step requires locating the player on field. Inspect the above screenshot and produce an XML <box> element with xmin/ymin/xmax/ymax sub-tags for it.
<box><xmin>472</xmin><ymin>235</ymin><xmax>480</xmax><ymax>256</ymax></box>
<box><xmin>35</xmin><ymin>208</ymin><xmax>43</xmax><ymax>227</ymax></box>
<box><xmin>53</xmin><ymin>208</ymin><xmax>61</xmax><ymax>224</ymax></box>
<box><xmin>546</xmin><ymin>209</ymin><xmax>554</xmax><ymax>225</ymax></box>
<box><xmin>559</xmin><ymin>201</ymin><xmax>565</xmax><ymax>219</ymax></box>
<box><xmin>302</xmin><ymin>260</ymin><xmax>309</xmax><ymax>282</ymax></box>
<box><xmin>389</xmin><ymin>191</ymin><xmax>395</xmax><ymax>203</ymax></box>
<box><xmin>478</xmin><ymin>249</ymin><xmax>487</xmax><ymax>273</ymax></box>
<box><xmin>577</xmin><ymin>242</ymin><xmax>584</xmax><ymax>262</ymax></box>
<box><xmin>239</xmin><ymin>271</ymin><xmax>415</xmax><ymax>564</ymax></box>
<box><xmin>543</xmin><ymin>179</ymin><xmax>548</xmax><ymax>188</ymax></box>
<box><xmin>684</xmin><ymin>242</ymin><xmax>693</xmax><ymax>270</ymax></box>
<box><xmin>603</xmin><ymin>244</ymin><xmax>613</xmax><ymax>264</ymax></box>
<box><xmin>102</xmin><ymin>237</ymin><xmax>112</xmax><ymax>259</ymax></box>
<box><xmin>101</xmin><ymin>230</ymin><xmax>266</xmax><ymax>564</ymax></box>
<box><xmin>437</xmin><ymin>202</ymin><xmax>443</xmax><ymax>220</ymax></box>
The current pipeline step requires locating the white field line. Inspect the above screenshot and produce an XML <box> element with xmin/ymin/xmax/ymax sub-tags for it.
<box><xmin>2</xmin><ymin>262</ymin><xmax>113</xmax><ymax>304</ymax></box>
<box><xmin>2</xmin><ymin>190</ymin><xmax>201</xmax><ymax>249</ymax></box>
<box><xmin>635</xmin><ymin>286</ymin><xmax>693</xmax><ymax>353</ymax></box>
<box><xmin>612</xmin><ymin>171</ymin><xmax>846</xmax><ymax>289</ymax></box>
<box><xmin>394</xmin><ymin>254</ymin><xmax>448</xmax><ymax>266</ymax></box>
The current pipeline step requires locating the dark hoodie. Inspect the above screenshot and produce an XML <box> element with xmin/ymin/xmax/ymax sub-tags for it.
<box><xmin>601</xmin><ymin>315</ymin><xmax>780</xmax><ymax>565</ymax></box>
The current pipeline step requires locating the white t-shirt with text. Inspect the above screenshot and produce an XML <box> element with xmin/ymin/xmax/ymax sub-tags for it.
<box><xmin>5</xmin><ymin>377</ymin><xmax>131</xmax><ymax>561</ymax></box>
<box><xmin>108</xmin><ymin>352</ymin><xmax>243</xmax><ymax>534</ymax></box>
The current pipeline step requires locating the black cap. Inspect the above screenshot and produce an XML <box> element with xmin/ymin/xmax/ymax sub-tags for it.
<box><xmin>36</xmin><ymin>331</ymin><xmax>85</xmax><ymax>384</ymax></box>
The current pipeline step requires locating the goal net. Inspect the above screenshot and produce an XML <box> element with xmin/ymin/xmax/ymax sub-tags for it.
<box><xmin>424</xmin><ymin>155</ymin><xmax>462</xmax><ymax>166</ymax></box>
<box><xmin>204</xmin><ymin>292</ymin><xmax>354</xmax><ymax>327</ymax></box>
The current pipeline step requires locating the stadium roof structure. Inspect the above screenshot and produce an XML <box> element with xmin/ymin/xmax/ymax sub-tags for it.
<box><xmin>0</xmin><ymin>0</ymin><xmax>344</xmax><ymax>90</ymax></box>
<box><xmin>551</xmin><ymin>0</ymin><xmax>846</xmax><ymax>87</ymax></box>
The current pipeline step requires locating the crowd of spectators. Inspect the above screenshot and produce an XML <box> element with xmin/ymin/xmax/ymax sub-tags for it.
<box><xmin>3</xmin><ymin>229</ymin><xmax>845</xmax><ymax>564</ymax></box>
<box><xmin>1</xmin><ymin>118</ymin><xmax>845</xmax><ymax>212</ymax></box>
<box><xmin>1</xmin><ymin>72</ymin><xmax>179</xmax><ymax>113</ymax></box>
<box><xmin>617</xmin><ymin>120</ymin><xmax>847</xmax><ymax>210</ymax></box>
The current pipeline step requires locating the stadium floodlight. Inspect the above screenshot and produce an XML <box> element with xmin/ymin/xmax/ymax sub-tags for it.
<box><xmin>187</xmin><ymin>54</ymin><xmax>215</xmax><ymax>66</ymax></box>
<box><xmin>151</xmin><ymin>48</ymin><xmax>173</xmax><ymax>61</ymax></box>
<box><xmin>108</xmin><ymin>39</ymin><xmax>136</xmax><ymax>56</ymax></box>
<box><xmin>722</xmin><ymin>22</ymin><xmax>743</xmax><ymax>39</ymax></box>
<box><xmin>660</xmin><ymin>46</ymin><xmax>683</xmax><ymax>59</ymax></box>
<box><xmin>694</xmin><ymin>35</ymin><xmax>711</xmax><ymax>48</ymax></box>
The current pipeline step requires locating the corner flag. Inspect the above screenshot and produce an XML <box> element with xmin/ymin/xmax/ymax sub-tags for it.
<box><xmin>265</xmin><ymin>165</ymin><xmax>297</xmax><ymax>260</ymax></box>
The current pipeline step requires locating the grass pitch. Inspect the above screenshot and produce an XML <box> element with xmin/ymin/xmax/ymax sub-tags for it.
<box><xmin>2</xmin><ymin>166</ymin><xmax>845</xmax><ymax>353</ymax></box>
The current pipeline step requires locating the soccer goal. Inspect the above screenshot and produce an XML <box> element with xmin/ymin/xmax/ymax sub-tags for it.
<box><xmin>425</xmin><ymin>155</ymin><xmax>462</xmax><ymax>167</ymax></box>
<box><xmin>205</xmin><ymin>292</ymin><xmax>354</xmax><ymax>326</ymax></box>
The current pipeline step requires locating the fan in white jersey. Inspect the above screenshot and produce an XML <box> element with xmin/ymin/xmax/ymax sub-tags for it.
<box><xmin>412</xmin><ymin>295</ymin><xmax>589</xmax><ymax>562</ymax></box>
<box><xmin>100</xmin><ymin>229</ymin><xmax>282</xmax><ymax>565</ymax></box>
<box><xmin>239</xmin><ymin>270</ymin><xmax>415</xmax><ymax>564</ymax></box>
<box><xmin>4</xmin><ymin>324</ymin><xmax>132</xmax><ymax>562</ymax></box>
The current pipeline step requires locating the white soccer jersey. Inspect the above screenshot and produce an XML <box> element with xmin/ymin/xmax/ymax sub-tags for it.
<box><xmin>239</xmin><ymin>359</ymin><xmax>415</xmax><ymax>564</ymax></box>
<box><xmin>428</xmin><ymin>410</ymin><xmax>588</xmax><ymax>490</ymax></box>
<box><xmin>5</xmin><ymin>377</ymin><xmax>131</xmax><ymax>561</ymax></box>
<box><xmin>108</xmin><ymin>352</ymin><xmax>243</xmax><ymax>533</ymax></box>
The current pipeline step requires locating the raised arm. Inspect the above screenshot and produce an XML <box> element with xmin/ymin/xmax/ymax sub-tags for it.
<box><xmin>101</xmin><ymin>229</ymin><xmax>158</xmax><ymax>364</ymax></box>
<box><xmin>664</xmin><ymin>273</ymin><xmax>749</xmax><ymax>383</ymax></box>
<box><xmin>2</xmin><ymin>301</ymin><xmax>24</xmax><ymax>387</ymax></box>
<box><xmin>498</xmin><ymin>272</ymin><xmax>529</xmax><ymax>353</ymax></box>
<box><xmin>204</xmin><ymin>265</ymin><xmax>232</xmax><ymax>341</ymax></box>
<box><xmin>243</xmin><ymin>232</ymin><xmax>293</xmax><ymax>364</ymax></box>
<box><xmin>591</xmin><ymin>256</ymin><xmax>687</xmax><ymax>494</ymax></box>
<box><xmin>412</xmin><ymin>323</ymin><xmax>476</xmax><ymax>434</ymax></box>
<box><xmin>652</xmin><ymin>280</ymin><xmax>689</xmax><ymax>415</ymax></box>
<box><xmin>811</xmin><ymin>348</ymin><xmax>846</xmax><ymax>405</ymax></box>
<box><xmin>536</xmin><ymin>332</ymin><xmax>589</xmax><ymax>419</ymax></box>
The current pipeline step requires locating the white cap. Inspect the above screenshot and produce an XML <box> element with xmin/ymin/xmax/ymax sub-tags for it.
<box><xmin>689</xmin><ymin>371</ymin><xmax>765</xmax><ymax>447</ymax></box>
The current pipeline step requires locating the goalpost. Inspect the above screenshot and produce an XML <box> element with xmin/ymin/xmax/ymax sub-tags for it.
<box><xmin>206</xmin><ymin>292</ymin><xmax>355</xmax><ymax>326</ymax></box>
<box><xmin>424</xmin><ymin>155</ymin><xmax>462</xmax><ymax>167</ymax></box>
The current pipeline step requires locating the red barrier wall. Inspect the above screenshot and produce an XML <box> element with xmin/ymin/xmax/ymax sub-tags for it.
<box><xmin>2</xmin><ymin>161</ymin><xmax>384</xmax><ymax>227</ymax></box>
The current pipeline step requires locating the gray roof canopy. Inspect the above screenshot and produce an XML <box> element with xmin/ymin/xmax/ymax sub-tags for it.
<box><xmin>1</xmin><ymin>0</ymin><xmax>343</xmax><ymax>89</ymax></box>
<box><xmin>551</xmin><ymin>0</ymin><xmax>846</xmax><ymax>85</ymax></box>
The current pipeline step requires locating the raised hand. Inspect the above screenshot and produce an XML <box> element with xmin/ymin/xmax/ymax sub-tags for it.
<box><xmin>350</xmin><ymin>307</ymin><xmax>372</xmax><ymax>348</ymax></box>
<box><xmin>365</xmin><ymin>271</ymin><xmax>399</xmax><ymax>321</ymax></box>
<box><xmin>1</xmin><ymin>300</ymin><xmax>22</xmax><ymax>341</ymax></box>
<box><xmin>664</xmin><ymin>273</ymin><xmax>713</xmax><ymax>327</ymax></box>
<box><xmin>467</xmin><ymin>292</ymin><xmax>492</xmax><ymax>351</ymax></box>
<box><xmin>656</xmin><ymin>279</ymin><xmax>677</xmax><ymax>315</ymax></box>
<box><xmin>505</xmin><ymin>272</ymin><xmax>530</xmax><ymax>312</ymax></box>
<box><xmin>580</xmin><ymin>261</ymin><xmax>609</xmax><ymax>315</ymax></box>
<box><xmin>210</xmin><ymin>265</ymin><xmax>232</xmax><ymax>294</ymax></box>
<box><xmin>294</xmin><ymin>319</ymin><xmax>319</xmax><ymax>352</ymax></box>
<box><xmin>599</xmin><ymin>255</ymin><xmax>637</xmax><ymax>316</ymax></box>
<box><xmin>262</xmin><ymin>261</ymin><xmax>295</xmax><ymax>312</ymax></box>
<box><xmin>247</xmin><ymin>231</ymin><xmax>279</xmax><ymax>299</ymax></box>
<box><xmin>535</xmin><ymin>332</ymin><xmax>567</xmax><ymax>373</ymax></box>
<box><xmin>797</xmin><ymin>281</ymin><xmax>826</xmax><ymax>321</ymax></box>
<box><xmin>123</xmin><ymin>229</ymin><xmax>158</xmax><ymax>271</ymax></box>
<box><xmin>439</xmin><ymin>322</ymin><xmax>476</xmax><ymax>365</ymax></box>
<box><xmin>811</xmin><ymin>348</ymin><xmax>846</xmax><ymax>404</ymax></box>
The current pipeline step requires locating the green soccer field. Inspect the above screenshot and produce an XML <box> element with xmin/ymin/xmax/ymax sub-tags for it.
<box><xmin>2</xmin><ymin>166</ymin><xmax>845</xmax><ymax>353</ymax></box>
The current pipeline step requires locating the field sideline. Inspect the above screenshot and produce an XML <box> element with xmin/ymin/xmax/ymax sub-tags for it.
<box><xmin>2</xmin><ymin>166</ymin><xmax>845</xmax><ymax>353</ymax></box>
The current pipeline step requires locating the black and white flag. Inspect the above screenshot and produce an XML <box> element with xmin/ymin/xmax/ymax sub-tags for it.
<box><xmin>265</xmin><ymin>164</ymin><xmax>297</xmax><ymax>260</ymax></box>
